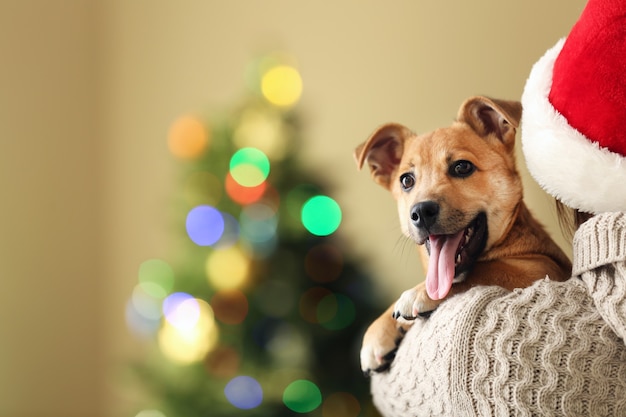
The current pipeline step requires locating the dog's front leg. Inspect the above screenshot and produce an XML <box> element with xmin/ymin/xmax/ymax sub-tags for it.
<box><xmin>360</xmin><ymin>304</ymin><xmax>410</xmax><ymax>375</ymax></box>
<box><xmin>393</xmin><ymin>282</ymin><xmax>442</xmax><ymax>320</ymax></box>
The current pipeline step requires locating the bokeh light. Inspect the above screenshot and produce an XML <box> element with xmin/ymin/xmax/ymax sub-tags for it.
<box><xmin>246</xmin><ymin>51</ymin><xmax>298</xmax><ymax>94</ymax></box>
<box><xmin>266</xmin><ymin>323</ymin><xmax>310</xmax><ymax>366</ymax></box>
<box><xmin>162</xmin><ymin>292</ymin><xmax>200</xmax><ymax>331</ymax></box>
<box><xmin>138</xmin><ymin>259</ymin><xmax>174</xmax><ymax>298</ymax></box>
<box><xmin>229</xmin><ymin>147</ymin><xmax>270</xmax><ymax>187</ymax></box>
<box><xmin>240</xmin><ymin>203</ymin><xmax>278</xmax><ymax>244</ymax></box>
<box><xmin>224</xmin><ymin>376</ymin><xmax>263</xmax><ymax>410</ymax></box>
<box><xmin>126</xmin><ymin>297</ymin><xmax>161</xmax><ymax>337</ymax></box>
<box><xmin>183</xmin><ymin>171</ymin><xmax>222</xmax><ymax>207</ymax></box>
<box><xmin>283</xmin><ymin>379</ymin><xmax>322</xmax><ymax>413</ymax></box>
<box><xmin>167</xmin><ymin>115</ymin><xmax>209</xmax><ymax>159</ymax></box>
<box><xmin>137</xmin><ymin>281</ymin><xmax>168</xmax><ymax>300</ymax></box>
<box><xmin>299</xmin><ymin>287</ymin><xmax>332</xmax><ymax>324</ymax></box>
<box><xmin>240</xmin><ymin>203</ymin><xmax>278</xmax><ymax>258</ymax></box>
<box><xmin>262</xmin><ymin>65</ymin><xmax>303</xmax><ymax>108</ymax></box>
<box><xmin>205</xmin><ymin>346</ymin><xmax>240</xmax><ymax>377</ymax></box>
<box><xmin>206</xmin><ymin>246</ymin><xmax>250</xmax><ymax>290</ymax></box>
<box><xmin>305</xmin><ymin>244</ymin><xmax>343</xmax><ymax>283</ymax></box>
<box><xmin>210</xmin><ymin>290</ymin><xmax>249</xmax><ymax>325</ymax></box>
<box><xmin>322</xmin><ymin>392</ymin><xmax>361</xmax><ymax>417</ymax></box>
<box><xmin>317</xmin><ymin>293</ymin><xmax>356</xmax><ymax>330</ymax></box>
<box><xmin>225</xmin><ymin>173</ymin><xmax>267</xmax><ymax>205</ymax></box>
<box><xmin>234</xmin><ymin>108</ymin><xmax>289</xmax><ymax>160</ymax></box>
<box><xmin>301</xmin><ymin>196</ymin><xmax>342</xmax><ymax>236</ymax></box>
<box><xmin>158</xmin><ymin>298</ymin><xmax>218</xmax><ymax>364</ymax></box>
<box><xmin>131</xmin><ymin>285</ymin><xmax>163</xmax><ymax>321</ymax></box>
<box><xmin>186</xmin><ymin>205</ymin><xmax>224</xmax><ymax>246</ymax></box>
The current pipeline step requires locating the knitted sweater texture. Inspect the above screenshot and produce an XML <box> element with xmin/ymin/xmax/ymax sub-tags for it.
<box><xmin>370</xmin><ymin>212</ymin><xmax>626</xmax><ymax>416</ymax></box>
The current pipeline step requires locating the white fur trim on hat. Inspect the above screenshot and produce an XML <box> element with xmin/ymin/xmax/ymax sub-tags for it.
<box><xmin>521</xmin><ymin>39</ymin><xmax>626</xmax><ymax>214</ymax></box>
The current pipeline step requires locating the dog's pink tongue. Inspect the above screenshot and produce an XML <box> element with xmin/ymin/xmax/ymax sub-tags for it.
<box><xmin>426</xmin><ymin>231</ymin><xmax>464</xmax><ymax>300</ymax></box>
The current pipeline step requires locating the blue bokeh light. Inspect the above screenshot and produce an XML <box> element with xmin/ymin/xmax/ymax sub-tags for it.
<box><xmin>186</xmin><ymin>205</ymin><xmax>225</xmax><ymax>246</ymax></box>
<box><xmin>239</xmin><ymin>203</ymin><xmax>277</xmax><ymax>244</ymax></box>
<box><xmin>224</xmin><ymin>375</ymin><xmax>263</xmax><ymax>409</ymax></box>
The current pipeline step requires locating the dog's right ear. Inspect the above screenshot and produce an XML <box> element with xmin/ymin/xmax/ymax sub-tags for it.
<box><xmin>354</xmin><ymin>123</ymin><xmax>412</xmax><ymax>190</ymax></box>
<box><xmin>457</xmin><ymin>96</ymin><xmax>522</xmax><ymax>151</ymax></box>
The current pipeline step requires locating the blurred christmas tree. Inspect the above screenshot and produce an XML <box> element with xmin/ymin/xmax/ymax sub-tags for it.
<box><xmin>126</xmin><ymin>53</ymin><xmax>384</xmax><ymax>417</ymax></box>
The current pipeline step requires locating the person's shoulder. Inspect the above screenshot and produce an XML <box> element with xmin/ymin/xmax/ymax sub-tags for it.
<box><xmin>573</xmin><ymin>212</ymin><xmax>626</xmax><ymax>275</ymax></box>
<box><xmin>576</xmin><ymin>211</ymin><xmax>626</xmax><ymax>236</ymax></box>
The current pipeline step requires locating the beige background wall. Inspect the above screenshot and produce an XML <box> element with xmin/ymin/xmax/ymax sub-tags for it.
<box><xmin>1</xmin><ymin>1</ymin><xmax>586</xmax><ymax>416</ymax></box>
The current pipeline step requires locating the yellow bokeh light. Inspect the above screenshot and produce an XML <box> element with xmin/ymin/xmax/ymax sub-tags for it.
<box><xmin>158</xmin><ymin>299</ymin><xmax>219</xmax><ymax>364</ymax></box>
<box><xmin>165</xmin><ymin>297</ymin><xmax>200</xmax><ymax>331</ymax></box>
<box><xmin>206</xmin><ymin>246</ymin><xmax>250</xmax><ymax>290</ymax></box>
<box><xmin>167</xmin><ymin>115</ymin><xmax>209</xmax><ymax>159</ymax></box>
<box><xmin>230</xmin><ymin>164</ymin><xmax>266</xmax><ymax>187</ymax></box>
<box><xmin>261</xmin><ymin>66</ymin><xmax>303</xmax><ymax>107</ymax></box>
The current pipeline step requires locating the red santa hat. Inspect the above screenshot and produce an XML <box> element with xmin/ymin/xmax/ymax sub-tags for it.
<box><xmin>521</xmin><ymin>0</ymin><xmax>626</xmax><ymax>214</ymax></box>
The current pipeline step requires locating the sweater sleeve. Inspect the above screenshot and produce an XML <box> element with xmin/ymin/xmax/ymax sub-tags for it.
<box><xmin>369</xmin><ymin>277</ymin><xmax>626</xmax><ymax>417</ymax></box>
<box><xmin>573</xmin><ymin>211</ymin><xmax>626</xmax><ymax>342</ymax></box>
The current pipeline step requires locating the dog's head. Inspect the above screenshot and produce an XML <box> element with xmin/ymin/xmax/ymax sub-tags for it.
<box><xmin>354</xmin><ymin>96</ymin><xmax>523</xmax><ymax>300</ymax></box>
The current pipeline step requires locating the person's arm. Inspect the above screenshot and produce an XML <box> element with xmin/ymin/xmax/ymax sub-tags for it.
<box><xmin>369</xmin><ymin>214</ymin><xmax>626</xmax><ymax>416</ymax></box>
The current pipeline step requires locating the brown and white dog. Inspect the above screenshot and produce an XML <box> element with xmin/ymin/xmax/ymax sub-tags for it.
<box><xmin>355</xmin><ymin>96</ymin><xmax>571</xmax><ymax>374</ymax></box>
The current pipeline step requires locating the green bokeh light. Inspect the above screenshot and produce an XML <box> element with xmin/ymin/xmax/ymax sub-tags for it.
<box><xmin>229</xmin><ymin>147</ymin><xmax>270</xmax><ymax>187</ymax></box>
<box><xmin>317</xmin><ymin>293</ymin><xmax>356</xmax><ymax>330</ymax></box>
<box><xmin>138</xmin><ymin>259</ymin><xmax>174</xmax><ymax>298</ymax></box>
<box><xmin>301</xmin><ymin>196</ymin><xmax>342</xmax><ymax>236</ymax></box>
<box><xmin>283</xmin><ymin>379</ymin><xmax>322</xmax><ymax>413</ymax></box>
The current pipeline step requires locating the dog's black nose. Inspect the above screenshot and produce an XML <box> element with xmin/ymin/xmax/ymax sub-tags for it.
<box><xmin>411</xmin><ymin>201</ymin><xmax>440</xmax><ymax>229</ymax></box>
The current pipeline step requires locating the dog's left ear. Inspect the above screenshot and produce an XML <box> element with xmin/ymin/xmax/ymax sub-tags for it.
<box><xmin>354</xmin><ymin>123</ymin><xmax>413</xmax><ymax>190</ymax></box>
<box><xmin>458</xmin><ymin>96</ymin><xmax>522</xmax><ymax>150</ymax></box>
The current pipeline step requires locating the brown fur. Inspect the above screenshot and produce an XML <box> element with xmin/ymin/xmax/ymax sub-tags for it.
<box><xmin>355</xmin><ymin>96</ymin><xmax>571</xmax><ymax>374</ymax></box>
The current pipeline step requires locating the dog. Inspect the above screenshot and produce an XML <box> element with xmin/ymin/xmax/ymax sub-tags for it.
<box><xmin>355</xmin><ymin>96</ymin><xmax>572</xmax><ymax>374</ymax></box>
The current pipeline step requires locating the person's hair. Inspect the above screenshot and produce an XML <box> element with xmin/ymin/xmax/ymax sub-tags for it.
<box><xmin>555</xmin><ymin>199</ymin><xmax>593</xmax><ymax>239</ymax></box>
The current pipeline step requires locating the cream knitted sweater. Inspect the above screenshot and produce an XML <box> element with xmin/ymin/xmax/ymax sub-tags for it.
<box><xmin>370</xmin><ymin>212</ymin><xmax>626</xmax><ymax>417</ymax></box>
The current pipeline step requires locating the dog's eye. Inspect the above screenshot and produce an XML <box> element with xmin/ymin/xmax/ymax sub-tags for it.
<box><xmin>450</xmin><ymin>160</ymin><xmax>475</xmax><ymax>178</ymax></box>
<box><xmin>400</xmin><ymin>173</ymin><xmax>415</xmax><ymax>190</ymax></box>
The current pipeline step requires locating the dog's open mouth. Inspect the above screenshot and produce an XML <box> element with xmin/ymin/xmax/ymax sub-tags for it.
<box><xmin>424</xmin><ymin>213</ymin><xmax>487</xmax><ymax>300</ymax></box>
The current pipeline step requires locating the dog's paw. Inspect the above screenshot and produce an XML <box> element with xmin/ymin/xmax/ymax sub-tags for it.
<box><xmin>392</xmin><ymin>286</ymin><xmax>440</xmax><ymax>320</ymax></box>
<box><xmin>360</xmin><ymin>315</ymin><xmax>406</xmax><ymax>375</ymax></box>
<box><xmin>360</xmin><ymin>329</ymin><xmax>404</xmax><ymax>376</ymax></box>
<box><xmin>360</xmin><ymin>342</ymin><xmax>399</xmax><ymax>376</ymax></box>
